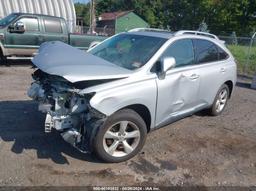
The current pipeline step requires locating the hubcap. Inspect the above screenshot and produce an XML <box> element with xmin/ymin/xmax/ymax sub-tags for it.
<box><xmin>103</xmin><ymin>121</ymin><xmax>140</xmax><ymax>157</ymax></box>
<box><xmin>216</xmin><ymin>88</ymin><xmax>228</xmax><ymax>113</ymax></box>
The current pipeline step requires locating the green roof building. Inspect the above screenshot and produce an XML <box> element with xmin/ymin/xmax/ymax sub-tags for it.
<box><xmin>97</xmin><ymin>11</ymin><xmax>149</xmax><ymax>35</ymax></box>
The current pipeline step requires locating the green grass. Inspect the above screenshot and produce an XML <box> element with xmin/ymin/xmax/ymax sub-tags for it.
<box><xmin>227</xmin><ymin>45</ymin><xmax>256</xmax><ymax>75</ymax></box>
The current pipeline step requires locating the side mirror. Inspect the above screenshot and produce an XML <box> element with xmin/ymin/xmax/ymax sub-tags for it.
<box><xmin>162</xmin><ymin>57</ymin><xmax>176</xmax><ymax>73</ymax></box>
<box><xmin>9</xmin><ymin>21</ymin><xmax>25</xmax><ymax>33</ymax></box>
<box><xmin>157</xmin><ymin>57</ymin><xmax>176</xmax><ymax>79</ymax></box>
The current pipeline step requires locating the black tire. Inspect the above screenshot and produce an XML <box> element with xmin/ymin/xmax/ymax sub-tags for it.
<box><xmin>0</xmin><ymin>51</ymin><xmax>7</xmax><ymax>66</ymax></box>
<box><xmin>0</xmin><ymin>54</ymin><xmax>3</xmax><ymax>65</ymax></box>
<box><xmin>93</xmin><ymin>109</ymin><xmax>147</xmax><ymax>163</ymax></box>
<box><xmin>209</xmin><ymin>84</ymin><xmax>230</xmax><ymax>116</ymax></box>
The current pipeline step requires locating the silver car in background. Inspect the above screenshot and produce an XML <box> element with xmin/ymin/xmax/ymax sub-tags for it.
<box><xmin>28</xmin><ymin>29</ymin><xmax>237</xmax><ymax>162</ymax></box>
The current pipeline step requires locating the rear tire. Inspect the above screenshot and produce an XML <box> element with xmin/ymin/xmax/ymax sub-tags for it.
<box><xmin>93</xmin><ymin>109</ymin><xmax>147</xmax><ymax>163</ymax></box>
<box><xmin>209</xmin><ymin>84</ymin><xmax>229</xmax><ymax>116</ymax></box>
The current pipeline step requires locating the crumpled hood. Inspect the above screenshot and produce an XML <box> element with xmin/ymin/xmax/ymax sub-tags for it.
<box><xmin>32</xmin><ymin>41</ymin><xmax>132</xmax><ymax>83</ymax></box>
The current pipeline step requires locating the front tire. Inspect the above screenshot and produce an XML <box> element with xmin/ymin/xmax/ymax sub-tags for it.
<box><xmin>209</xmin><ymin>84</ymin><xmax>229</xmax><ymax>116</ymax></box>
<box><xmin>0</xmin><ymin>52</ymin><xmax>7</xmax><ymax>66</ymax></box>
<box><xmin>93</xmin><ymin>109</ymin><xmax>147</xmax><ymax>163</ymax></box>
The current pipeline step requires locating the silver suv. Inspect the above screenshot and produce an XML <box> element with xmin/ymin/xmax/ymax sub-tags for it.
<box><xmin>28</xmin><ymin>29</ymin><xmax>237</xmax><ymax>162</ymax></box>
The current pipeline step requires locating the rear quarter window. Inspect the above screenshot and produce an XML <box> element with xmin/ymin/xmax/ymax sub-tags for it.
<box><xmin>217</xmin><ymin>46</ymin><xmax>229</xmax><ymax>60</ymax></box>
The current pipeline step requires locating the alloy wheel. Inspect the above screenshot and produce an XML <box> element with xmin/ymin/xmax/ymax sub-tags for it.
<box><xmin>215</xmin><ymin>88</ymin><xmax>228</xmax><ymax>113</ymax></box>
<box><xmin>103</xmin><ymin>121</ymin><xmax>141</xmax><ymax>157</ymax></box>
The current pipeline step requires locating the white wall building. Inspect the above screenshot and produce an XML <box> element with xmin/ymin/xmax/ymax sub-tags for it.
<box><xmin>0</xmin><ymin>0</ymin><xmax>76</xmax><ymax>32</ymax></box>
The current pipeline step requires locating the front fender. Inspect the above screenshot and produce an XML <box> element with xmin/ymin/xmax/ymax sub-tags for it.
<box><xmin>89</xmin><ymin>79</ymin><xmax>157</xmax><ymax>129</ymax></box>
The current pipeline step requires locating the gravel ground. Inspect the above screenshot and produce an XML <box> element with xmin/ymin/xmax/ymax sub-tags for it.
<box><xmin>0</xmin><ymin>64</ymin><xmax>256</xmax><ymax>187</ymax></box>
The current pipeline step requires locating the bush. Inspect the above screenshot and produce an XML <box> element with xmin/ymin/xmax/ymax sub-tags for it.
<box><xmin>227</xmin><ymin>45</ymin><xmax>256</xmax><ymax>75</ymax></box>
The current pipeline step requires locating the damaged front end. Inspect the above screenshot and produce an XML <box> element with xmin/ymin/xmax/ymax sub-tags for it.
<box><xmin>28</xmin><ymin>69</ymin><xmax>106</xmax><ymax>153</ymax></box>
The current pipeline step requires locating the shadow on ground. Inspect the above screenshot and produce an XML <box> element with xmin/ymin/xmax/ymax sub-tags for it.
<box><xmin>236</xmin><ymin>74</ymin><xmax>255</xmax><ymax>90</ymax></box>
<box><xmin>236</xmin><ymin>81</ymin><xmax>252</xmax><ymax>89</ymax></box>
<box><xmin>0</xmin><ymin>59</ymin><xmax>32</xmax><ymax>66</ymax></box>
<box><xmin>0</xmin><ymin>100</ymin><xmax>99</xmax><ymax>164</ymax></box>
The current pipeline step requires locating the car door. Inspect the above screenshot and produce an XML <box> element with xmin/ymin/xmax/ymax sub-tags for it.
<box><xmin>41</xmin><ymin>17</ymin><xmax>68</xmax><ymax>44</ymax></box>
<box><xmin>5</xmin><ymin>16</ymin><xmax>41</xmax><ymax>56</ymax></box>
<box><xmin>192</xmin><ymin>39</ymin><xmax>230</xmax><ymax>106</ymax></box>
<box><xmin>155</xmin><ymin>39</ymin><xmax>201</xmax><ymax>127</ymax></box>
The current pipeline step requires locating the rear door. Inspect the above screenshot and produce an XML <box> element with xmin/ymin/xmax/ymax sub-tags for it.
<box><xmin>5</xmin><ymin>16</ymin><xmax>41</xmax><ymax>56</ymax></box>
<box><xmin>192</xmin><ymin>39</ymin><xmax>230</xmax><ymax>106</ymax></box>
<box><xmin>41</xmin><ymin>17</ymin><xmax>68</xmax><ymax>44</ymax></box>
<box><xmin>155</xmin><ymin>39</ymin><xmax>201</xmax><ymax>127</ymax></box>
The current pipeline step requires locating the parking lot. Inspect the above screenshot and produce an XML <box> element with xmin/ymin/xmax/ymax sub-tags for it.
<box><xmin>0</xmin><ymin>64</ymin><xmax>256</xmax><ymax>186</ymax></box>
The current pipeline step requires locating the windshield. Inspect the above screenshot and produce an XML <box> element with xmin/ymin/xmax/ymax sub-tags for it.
<box><xmin>0</xmin><ymin>13</ymin><xmax>18</xmax><ymax>27</ymax></box>
<box><xmin>88</xmin><ymin>33</ymin><xmax>167</xmax><ymax>70</ymax></box>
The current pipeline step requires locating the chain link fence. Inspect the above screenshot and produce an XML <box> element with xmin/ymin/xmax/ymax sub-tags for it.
<box><xmin>74</xmin><ymin>26</ymin><xmax>115</xmax><ymax>36</ymax></box>
<box><xmin>219</xmin><ymin>34</ymin><xmax>256</xmax><ymax>77</ymax></box>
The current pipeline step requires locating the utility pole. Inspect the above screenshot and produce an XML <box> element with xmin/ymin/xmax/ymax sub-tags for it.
<box><xmin>89</xmin><ymin>0</ymin><xmax>96</xmax><ymax>34</ymax></box>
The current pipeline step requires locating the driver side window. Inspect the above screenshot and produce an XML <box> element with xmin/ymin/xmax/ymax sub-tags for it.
<box><xmin>17</xmin><ymin>17</ymin><xmax>39</xmax><ymax>32</ymax></box>
<box><xmin>161</xmin><ymin>39</ymin><xmax>195</xmax><ymax>67</ymax></box>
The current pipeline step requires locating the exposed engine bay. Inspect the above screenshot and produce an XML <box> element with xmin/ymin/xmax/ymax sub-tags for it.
<box><xmin>28</xmin><ymin>69</ymin><xmax>106</xmax><ymax>152</ymax></box>
<box><xmin>27</xmin><ymin>41</ymin><xmax>132</xmax><ymax>155</ymax></box>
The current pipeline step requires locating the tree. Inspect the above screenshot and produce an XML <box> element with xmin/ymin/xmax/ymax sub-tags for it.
<box><xmin>94</xmin><ymin>0</ymin><xmax>256</xmax><ymax>36</ymax></box>
<box><xmin>74</xmin><ymin>3</ymin><xmax>90</xmax><ymax>26</ymax></box>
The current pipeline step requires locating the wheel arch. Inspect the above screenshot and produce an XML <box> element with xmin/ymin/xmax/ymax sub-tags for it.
<box><xmin>224</xmin><ymin>80</ymin><xmax>233</xmax><ymax>98</ymax></box>
<box><xmin>0</xmin><ymin>43</ymin><xmax>7</xmax><ymax>65</ymax></box>
<box><xmin>0</xmin><ymin>41</ymin><xmax>9</xmax><ymax>61</ymax></box>
<box><xmin>120</xmin><ymin>104</ymin><xmax>151</xmax><ymax>133</ymax></box>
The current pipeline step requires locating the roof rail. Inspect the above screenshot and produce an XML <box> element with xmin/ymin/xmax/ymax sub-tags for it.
<box><xmin>175</xmin><ymin>30</ymin><xmax>219</xmax><ymax>40</ymax></box>
<box><xmin>128</xmin><ymin>28</ymin><xmax>171</xmax><ymax>33</ymax></box>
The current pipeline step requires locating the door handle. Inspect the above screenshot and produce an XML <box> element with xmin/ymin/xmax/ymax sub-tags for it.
<box><xmin>220</xmin><ymin>67</ymin><xmax>226</xmax><ymax>73</ymax></box>
<box><xmin>181</xmin><ymin>73</ymin><xmax>200</xmax><ymax>80</ymax></box>
<box><xmin>189</xmin><ymin>74</ymin><xmax>200</xmax><ymax>80</ymax></box>
<box><xmin>38</xmin><ymin>35</ymin><xmax>44</xmax><ymax>41</ymax></box>
<box><xmin>61</xmin><ymin>36</ymin><xmax>68</xmax><ymax>42</ymax></box>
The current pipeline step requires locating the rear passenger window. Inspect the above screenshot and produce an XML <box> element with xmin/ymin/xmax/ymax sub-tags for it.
<box><xmin>44</xmin><ymin>18</ymin><xmax>62</xmax><ymax>33</ymax></box>
<box><xmin>161</xmin><ymin>39</ymin><xmax>195</xmax><ymax>67</ymax></box>
<box><xmin>193</xmin><ymin>39</ymin><xmax>218</xmax><ymax>64</ymax></box>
